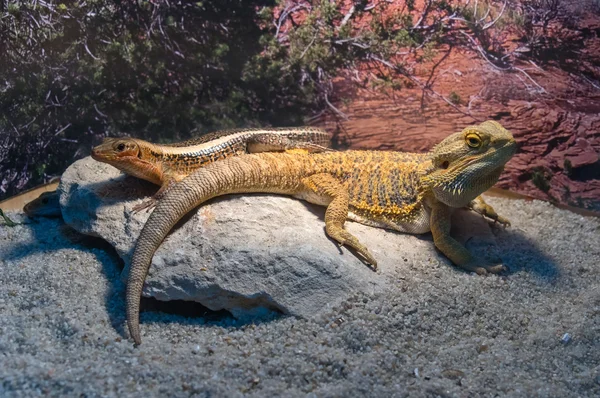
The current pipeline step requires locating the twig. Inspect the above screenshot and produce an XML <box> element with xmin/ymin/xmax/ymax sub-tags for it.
<box><xmin>368</xmin><ymin>54</ymin><xmax>480</xmax><ymax>120</ymax></box>
<box><xmin>275</xmin><ymin>3</ymin><xmax>309</xmax><ymax>38</ymax></box>
<box><xmin>479</xmin><ymin>3</ymin><xmax>491</xmax><ymax>24</ymax></box>
<box><xmin>514</xmin><ymin>67</ymin><xmax>547</xmax><ymax>93</ymax></box>
<box><xmin>42</xmin><ymin>123</ymin><xmax>72</xmax><ymax>149</ymax></box>
<box><xmin>55</xmin><ymin>123</ymin><xmax>72</xmax><ymax>136</ymax></box>
<box><xmin>94</xmin><ymin>104</ymin><xmax>108</xmax><ymax>118</ymax></box>
<box><xmin>324</xmin><ymin>93</ymin><xmax>349</xmax><ymax>120</ymax></box>
<box><xmin>579</xmin><ymin>74</ymin><xmax>600</xmax><ymax>90</ymax></box>
<box><xmin>482</xmin><ymin>1</ymin><xmax>507</xmax><ymax>30</ymax></box>
<box><xmin>20</xmin><ymin>116</ymin><xmax>37</xmax><ymax>129</ymax></box>
<box><xmin>299</xmin><ymin>34</ymin><xmax>317</xmax><ymax>59</ymax></box>
<box><xmin>339</xmin><ymin>5</ymin><xmax>355</xmax><ymax>29</ymax></box>
<box><xmin>304</xmin><ymin>109</ymin><xmax>327</xmax><ymax>124</ymax></box>
<box><xmin>84</xmin><ymin>42</ymin><xmax>99</xmax><ymax>60</ymax></box>
<box><xmin>459</xmin><ymin>30</ymin><xmax>547</xmax><ymax>93</ymax></box>
<box><xmin>7</xmin><ymin>119</ymin><xmax>20</xmax><ymax>135</ymax></box>
<box><xmin>528</xmin><ymin>60</ymin><xmax>543</xmax><ymax>71</ymax></box>
<box><xmin>459</xmin><ymin>30</ymin><xmax>505</xmax><ymax>68</ymax></box>
<box><xmin>420</xmin><ymin>46</ymin><xmax>453</xmax><ymax>109</ymax></box>
<box><xmin>468</xmin><ymin>93</ymin><xmax>480</xmax><ymax>111</ymax></box>
<box><xmin>413</xmin><ymin>0</ymin><xmax>432</xmax><ymax>29</ymax></box>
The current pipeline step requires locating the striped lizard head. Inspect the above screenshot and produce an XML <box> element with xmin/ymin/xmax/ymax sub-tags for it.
<box><xmin>91</xmin><ymin>137</ymin><xmax>143</xmax><ymax>162</ymax></box>
<box><xmin>23</xmin><ymin>191</ymin><xmax>61</xmax><ymax>218</ymax></box>
<box><xmin>91</xmin><ymin>137</ymin><xmax>163</xmax><ymax>185</ymax></box>
<box><xmin>422</xmin><ymin>120</ymin><xmax>517</xmax><ymax>207</ymax></box>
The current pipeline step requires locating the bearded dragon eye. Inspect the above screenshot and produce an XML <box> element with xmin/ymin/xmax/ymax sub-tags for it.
<box><xmin>117</xmin><ymin>143</ymin><xmax>126</xmax><ymax>151</ymax></box>
<box><xmin>466</xmin><ymin>134</ymin><xmax>481</xmax><ymax>148</ymax></box>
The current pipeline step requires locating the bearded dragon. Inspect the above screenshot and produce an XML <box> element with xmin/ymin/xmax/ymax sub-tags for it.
<box><xmin>125</xmin><ymin>120</ymin><xmax>516</xmax><ymax>345</ymax></box>
<box><xmin>91</xmin><ymin>127</ymin><xmax>331</xmax><ymax>211</ymax></box>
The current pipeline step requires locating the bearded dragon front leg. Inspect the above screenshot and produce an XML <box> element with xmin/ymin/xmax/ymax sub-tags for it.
<box><xmin>301</xmin><ymin>173</ymin><xmax>377</xmax><ymax>268</ymax></box>
<box><xmin>430</xmin><ymin>201</ymin><xmax>505</xmax><ymax>275</ymax></box>
<box><xmin>468</xmin><ymin>196</ymin><xmax>511</xmax><ymax>226</ymax></box>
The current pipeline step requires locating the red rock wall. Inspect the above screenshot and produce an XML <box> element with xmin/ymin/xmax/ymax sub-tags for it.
<box><xmin>317</xmin><ymin>77</ymin><xmax>600</xmax><ymax>211</ymax></box>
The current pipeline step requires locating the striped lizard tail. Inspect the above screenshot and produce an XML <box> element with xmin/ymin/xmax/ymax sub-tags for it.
<box><xmin>126</xmin><ymin>152</ymin><xmax>310</xmax><ymax>345</ymax></box>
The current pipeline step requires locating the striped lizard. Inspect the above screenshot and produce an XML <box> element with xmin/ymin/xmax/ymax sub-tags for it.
<box><xmin>23</xmin><ymin>191</ymin><xmax>62</xmax><ymax>218</ymax></box>
<box><xmin>126</xmin><ymin>120</ymin><xmax>517</xmax><ymax>344</ymax></box>
<box><xmin>91</xmin><ymin>127</ymin><xmax>331</xmax><ymax>211</ymax></box>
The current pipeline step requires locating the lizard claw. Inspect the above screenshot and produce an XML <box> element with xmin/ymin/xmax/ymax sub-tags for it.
<box><xmin>495</xmin><ymin>216</ymin><xmax>511</xmax><ymax>227</ymax></box>
<box><xmin>460</xmin><ymin>259</ymin><xmax>506</xmax><ymax>275</ymax></box>
<box><xmin>336</xmin><ymin>241</ymin><xmax>378</xmax><ymax>270</ymax></box>
<box><xmin>474</xmin><ymin>267</ymin><xmax>488</xmax><ymax>275</ymax></box>
<box><xmin>132</xmin><ymin>198</ymin><xmax>157</xmax><ymax>213</ymax></box>
<box><xmin>487</xmin><ymin>213</ymin><xmax>510</xmax><ymax>227</ymax></box>
<box><xmin>484</xmin><ymin>263</ymin><xmax>506</xmax><ymax>274</ymax></box>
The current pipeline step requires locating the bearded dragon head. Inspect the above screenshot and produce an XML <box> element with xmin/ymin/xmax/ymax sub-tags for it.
<box><xmin>422</xmin><ymin>120</ymin><xmax>517</xmax><ymax>207</ymax></box>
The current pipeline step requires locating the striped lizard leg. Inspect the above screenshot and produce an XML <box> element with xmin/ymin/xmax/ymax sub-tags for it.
<box><xmin>468</xmin><ymin>196</ymin><xmax>510</xmax><ymax>226</ymax></box>
<box><xmin>430</xmin><ymin>201</ymin><xmax>505</xmax><ymax>275</ymax></box>
<box><xmin>301</xmin><ymin>173</ymin><xmax>378</xmax><ymax>269</ymax></box>
<box><xmin>132</xmin><ymin>179</ymin><xmax>176</xmax><ymax>213</ymax></box>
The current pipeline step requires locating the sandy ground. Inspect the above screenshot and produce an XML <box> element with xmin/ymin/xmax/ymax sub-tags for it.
<box><xmin>1</xmin><ymin>196</ymin><xmax>599</xmax><ymax>397</ymax></box>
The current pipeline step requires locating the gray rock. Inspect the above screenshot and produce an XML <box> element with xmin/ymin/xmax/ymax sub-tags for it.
<box><xmin>59</xmin><ymin>156</ymin><xmax>501</xmax><ymax>319</ymax></box>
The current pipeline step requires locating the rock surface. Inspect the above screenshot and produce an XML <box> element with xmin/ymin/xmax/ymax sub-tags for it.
<box><xmin>59</xmin><ymin>156</ymin><xmax>500</xmax><ymax>320</ymax></box>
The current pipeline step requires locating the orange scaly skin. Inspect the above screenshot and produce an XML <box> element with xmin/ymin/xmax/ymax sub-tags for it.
<box><xmin>91</xmin><ymin>127</ymin><xmax>331</xmax><ymax>211</ymax></box>
<box><xmin>126</xmin><ymin>120</ymin><xmax>517</xmax><ymax>344</ymax></box>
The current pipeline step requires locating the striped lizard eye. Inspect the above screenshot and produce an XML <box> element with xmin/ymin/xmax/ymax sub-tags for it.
<box><xmin>465</xmin><ymin>134</ymin><xmax>481</xmax><ymax>148</ymax></box>
<box><xmin>117</xmin><ymin>143</ymin><xmax>126</xmax><ymax>151</ymax></box>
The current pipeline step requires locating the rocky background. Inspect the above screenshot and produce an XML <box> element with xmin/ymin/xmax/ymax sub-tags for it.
<box><xmin>317</xmin><ymin>6</ymin><xmax>600</xmax><ymax>210</ymax></box>
<box><xmin>2</xmin><ymin>1</ymin><xmax>599</xmax><ymax>211</ymax></box>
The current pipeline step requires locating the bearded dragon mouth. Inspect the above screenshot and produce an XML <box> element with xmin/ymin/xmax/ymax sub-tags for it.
<box><xmin>452</xmin><ymin>141</ymin><xmax>516</xmax><ymax>173</ymax></box>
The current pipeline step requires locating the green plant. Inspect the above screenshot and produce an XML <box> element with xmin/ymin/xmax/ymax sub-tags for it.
<box><xmin>563</xmin><ymin>158</ymin><xmax>573</xmax><ymax>176</ymax></box>
<box><xmin>448</xmin><ymin>91</ymin><xmax>462</xmax><ymax>105</ymax></box>
<box><xmin>531</xmin><ymin>168</ymin><xmax>552</xmax><ymax>193</ymax></box>
<box><xmin>0</xmin><ymin>1</ymin><xmax>309</xmax><ymax>199</ymax></box>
